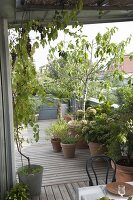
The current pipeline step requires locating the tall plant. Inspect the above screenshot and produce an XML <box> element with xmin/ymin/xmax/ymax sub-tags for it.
<box><xmin>9</xmin><ymin>0</ymin><xmax>83</xmax><ymax>167</ymax></box>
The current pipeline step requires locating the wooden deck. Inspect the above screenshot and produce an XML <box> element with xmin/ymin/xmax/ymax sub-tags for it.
<box><xmin>15</xmin><ymin>120</ymin><xmax>112</xmax><ymax>200</ymax></box>
<box><xmin>31</xmin><ymin>180</ymin><xmax>89</xmax><ymax>200</ymax></box>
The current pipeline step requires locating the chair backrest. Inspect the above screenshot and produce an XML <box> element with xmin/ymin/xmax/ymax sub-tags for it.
<box><xmin>86</xmin><ymin>155</ymin><xmax>116</xmax><ymax>186</ymax></box>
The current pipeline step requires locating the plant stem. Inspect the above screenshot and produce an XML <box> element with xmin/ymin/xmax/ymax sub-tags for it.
<box><xmin>15</xmin><ymin>128</ymin><xmax>31</xmax><ymax>169</ymax></box>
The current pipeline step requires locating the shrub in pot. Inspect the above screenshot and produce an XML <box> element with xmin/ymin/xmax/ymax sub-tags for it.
<box><xmin>68</xmin><ymin>120</ymin><xmax>81</xmax><ymax>135</ymax></box>
<box><xmin>107</xmin><ymin>116</ymin><xmax>133</xmax><ymax>182</ymax></box>
<box><xmin>46</xmin><ymin>119</ymin><xmax>68</xmax><ymax>152</ymax></box>
<box><xmin>83</xmin><ymin>112</ymin><xmax>110</xmax><ymax>155</ymax></box>
<box><xmin>68</xmin><ymin>119</ymin><xmax>88</xmax><ymax>149</ymax></box>
<box><xmin>60</xmin><ymin>131</ymin><xmax>79</xmax><ymax>158</ymax></box>
<box><xmin>107</xmin><ymin>93</ymin><xmax>133</xmax><ymax>182</ymax></box>
<box><xmin>83</xmin><ymin>103</ymin><xmax>115</xmax><ymax>155</ymax></box>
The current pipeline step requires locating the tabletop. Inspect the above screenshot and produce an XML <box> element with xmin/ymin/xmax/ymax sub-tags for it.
<box><xmin>76</xmin><ymin>182</ymin><xmax>133</xmax><ymax>200</ymax></box>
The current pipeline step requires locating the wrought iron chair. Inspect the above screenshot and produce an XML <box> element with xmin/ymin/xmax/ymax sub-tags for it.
<box><xmin>86</xmin><ymin>155</ymin><xmax>116</xmax><ymax>186</ymax></box>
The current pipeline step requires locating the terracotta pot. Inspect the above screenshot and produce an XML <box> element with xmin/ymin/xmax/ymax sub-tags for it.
<box><xmin>112</xmin><ymin>160</ymin><xmax>133</xmax><ymax>182</ymax></box>
<box><xmin>63</xmin><ymin>115</ymin><xmax>73</xmax><ymax>122</ymax></box>
<box><xmin>76</xmin><ymin>139</ymin><xmax>88</xmax><ymax>149</ymax></box>
<box><xmin>51</xmin><ymin>138</ymin><xmax>62</xmax><ymax>152</ymax></box>
<box><xmin>88</xmin><ymin>142</ymin><xmax>106</xmax><ymax>156</ymax></box>
<box><xmin>61</xmin><ymin>143</ymin><xmax>76</xmax><ymax>158</ymax></box>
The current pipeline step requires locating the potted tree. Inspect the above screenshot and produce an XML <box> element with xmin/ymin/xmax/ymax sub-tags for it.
<box><xmin>11</xmin><ymin>42</ymin><xmax>44</xmax><ymax>197</ymax></box>
<box><xmin>46</xmin><ymin>119</ymin><xmax>68</xmax><ymax>152</ymax></box>
<box><xmin>15</xmin><ymin>119</ymin><xmax>44</xmax><ymax>197</ymax></box>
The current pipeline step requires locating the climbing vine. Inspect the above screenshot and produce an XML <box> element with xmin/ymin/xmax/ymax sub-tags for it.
<box><xmin>9</xmin><ymin>0</ymin><xmax>83</xmax><ymax>167</ymax></box>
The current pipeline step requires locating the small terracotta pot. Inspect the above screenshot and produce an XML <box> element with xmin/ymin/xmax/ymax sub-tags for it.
<box><xmin>61</xmin><ymin>143</ymin><xmax>76</xmax><ymax>158</ymax></box>
<box><xmin>51</xmin><ymin>138</ymin><xmax>62</xmax><ymax>152</ymax></box>
<box><xmin>88</xmin><ymin>142</ymin><xmax>106</xmax><ymax>156</ymax></box>
<box><xmin>63</xmin><ymin>115</ymin><xmax>73</xmax><ymax>122</ymax></box>
<box><xmin>111</xmin><ymin>160</ymin><xmax>133</xmax><ymax>182</ymax></box>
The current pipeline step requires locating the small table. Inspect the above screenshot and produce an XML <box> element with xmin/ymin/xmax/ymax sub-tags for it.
<box><xmin>76</xmin><ymin>182</ymin><xmax>133</xmax><ymax>200</ymax></box>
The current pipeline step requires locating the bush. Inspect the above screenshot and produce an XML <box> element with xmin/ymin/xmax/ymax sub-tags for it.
<box><xmin>61</xmin><ymin>132</ymin><xmax>79</xmax><ymax>144</ymax></box>
<box><xmin>5</xmin><ymin>183</ymin><xmax>29</xmax><ymax>200</ymax></box>
<box><xmin>46</xmin><ymin>119</ymin><xmax>68</xmax><ymax>139</ymax></box>
<box><xmin>75</xmin><ymin>110</ymin><xmax>84</xmax><ymax>120</ymax></box>
<box><xmin>85</xmin><ymin>107</ymin><xmax>97</xmax><ymax>120</ymax></box>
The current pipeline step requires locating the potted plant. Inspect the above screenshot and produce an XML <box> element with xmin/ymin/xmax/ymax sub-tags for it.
<box><xmin>83</xmin><ymin>103</ymin><xmax>115</xmax><ymax>156</ymax></box>
<box><xmin>107</xmin><ymin>114</ymin><xmax>133</xmax><ymax>182</ymax></box>
<box><xmin>60</xmin><ymin>131</ymin><xmax>79</xmax><ymax>158</ymax></box>
<box><xmin>83</xmin><ymin>110</ymin><xmax>110</xmax><ymax>155</ymax></box>
<box><xmin>63</xmin><ymin>113</ymin><xmax>73</xmax><ymax>122</ymax></box>
<box><xmin>106</xmin><ymin>89</ymin><xmax>133</xmax><ymax>182</ymax></box>
<box><xmin>68</xmin><ymin>119</ymin><xmax>88</xmax><ymax>149</ymax></box>
<box><xmin>5</xmin><ymin>183</ymin><xmax>29</xmax><ymax>200</ymax></box>
<box><xmin>46</xmin><ymin>119</ymin><xmax>68</xmax><ymax>152</ymax></box>
<box><xmin>15</xmin><ymin>127</ymin><xmax>44</xmax><ymax>197</ymax></box>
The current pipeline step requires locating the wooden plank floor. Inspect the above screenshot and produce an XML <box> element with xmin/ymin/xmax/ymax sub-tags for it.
<box><xmin>31</xmin><ymin>181</ymin><xmax>89</xmax><ymax>200</ymax></box>
<box><xmin>15</xmin><ymin>120</ymin><xmax>113</xmax><ymax>200</ymax></box>
<box><xmin>15</xmin><ymin>120</ymin><xmax>91</xmax><ymax>186</ymax></box>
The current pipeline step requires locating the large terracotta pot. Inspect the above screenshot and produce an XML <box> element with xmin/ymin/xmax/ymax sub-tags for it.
<box><xmin>61</xmin><ymin>143</ymin><xmax>76</xmax><ymax>158</ymax></box>
<box><xmin>76</xmin><ymin>139</ymin><xmax>88</xmax><ymax>149</ymax></box>
<box><xmin>51</xmin><ymin>138</ymin><xmax>62</xmax><ymax>152</ymax></box>
<box><xmin>112</xmin><ymin>160</ymin><xmax>133</xmax><ymax>182</ymax></box>
<box><xmin>88</xmin><ymin>142</ymin><xmax>106</xmax><ymax>156</ymax></box>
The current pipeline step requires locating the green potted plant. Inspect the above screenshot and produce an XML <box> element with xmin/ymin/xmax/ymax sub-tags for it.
<box><xmin>5</xmin><ymin>183</ymin><xmax>29</xmax><ymax>200</ymax></box>
<box><xmin>107</xmin><ymin>114</ymin><xmax>133</xmax><ymax>182</ymax></box>
<box><xmin>68</xmin><ymin>119</ymin><xmax>88</xmax><ymax>149</ymax></box>
<box><xmin>83</xmin><ymin>103</ymin><xmax>115</xmax><ymax>156</ymax></box>
<box><xmin>46</xmin><ymin>119</ymin><xmax>68</xmax><ymax>152</ymax></box>
<box><xmin>17</xmin><ymin>164</ymin><xmax>43</xmax><ymax>197</ymax></box>
<box><xmin>60</xmin><ymin>131</ymin><xmax>79</xmax><ymax>158</ymax></box>
<box><xmin>107</xmin><ymin>88</ymin><xmax>133</xmax><ymax>182</ymax></box>
<box><xmin>83</xmin><ymin>111</ymin><xmax>110</xmax><ymax>156</ymax></box>
<box><xmin>68</xmin><ymin>119</ymin><xmax>81</xmax><ymax>135</ymax></box>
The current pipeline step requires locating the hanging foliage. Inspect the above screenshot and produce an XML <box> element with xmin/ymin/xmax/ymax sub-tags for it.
<box><xmin>9</xmin><ymin>0</ymin><xmax>83</xmax><ymax>166</ymax></box>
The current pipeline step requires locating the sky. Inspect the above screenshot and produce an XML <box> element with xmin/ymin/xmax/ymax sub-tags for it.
<box><xmin>33</xmin><ymin>21</ymin><xmax>133</xmax><ymax>70</ymax></box>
